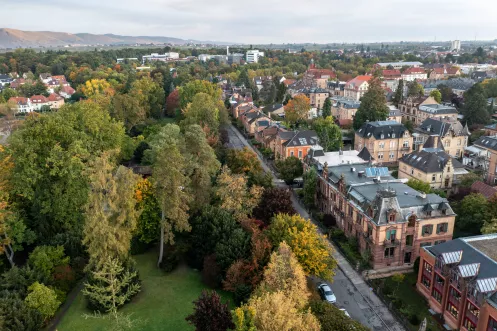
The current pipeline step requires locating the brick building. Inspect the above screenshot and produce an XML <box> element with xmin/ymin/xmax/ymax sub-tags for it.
<box><xmin>417</xmin><ymin>234</ymin><xmax>497</xmax><ymax>331</ymax></box>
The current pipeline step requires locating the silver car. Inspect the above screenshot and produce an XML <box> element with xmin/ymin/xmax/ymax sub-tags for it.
<box><xmin>317</xmin><ymin>283</ymin><xmax>337</xmax><ymax>304</ymax></box>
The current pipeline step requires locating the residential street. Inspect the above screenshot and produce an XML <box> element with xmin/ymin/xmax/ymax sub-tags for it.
<box><xmin>225</xmin><ymin>124</ymin><xmax>406</xmax><ymax>331</ymax></box>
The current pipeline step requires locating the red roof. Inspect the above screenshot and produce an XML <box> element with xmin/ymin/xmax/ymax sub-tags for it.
<box><xmin>283</xmin><ymin>79</ymin><xmax>296</xmax><ymax>87</ymax></box>
<box><xmin>471</xmin><ymin>181</ymin><xmax>497</xmax><ymax>199</ymax></box>
<box><xmin>30</xmin><ymin>95</ymin><xmax>48</xmax><ymax>104</ymax></box>
<box><xmin>48</xmin><ymin>93</ymin><xmax>63</xmax><ymax>101</ymax></box>
<box><xmin>382</xmin><ymin>69</ymin><xmax>401</xmax><ymax>78</ymax></box>
<box><xmin>9</xmin><ymin>97</ymin><xmax>29</xmax><ymax>105</ymax></box>
<box><xmin>307</xmin><ymin>68</ymin><xmax>336</xmax><ymax>79</ymax></box>
<box><xmin>446</xmin><ymin>67</ymin><xmax>460</xmax><ymax>75</ymax></box>
<box><xmin>432</xmin><ymin>68</ymin><xmax>445</xmax><ymax>74</ymax></box>
<box><xmin>61</xmin><ymin>85</ymin><xmax>75</xmax><ymax>95</ymax></box>
<box><xmin>403</xmin><ymin>67</ymin><xmax>426</xmax><ymax>75</ymax></box>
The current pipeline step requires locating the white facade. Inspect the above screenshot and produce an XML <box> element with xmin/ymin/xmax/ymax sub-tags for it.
<box><xmin>142</xmin><ymin>52</ymin><xmax>180</xmax><ymax>63</ymax></box>
<box><xmin>246</xmin><ymin>50</ymin><xmax>264</xmax><ymax>63</ymax></box>
<box><xmin>451</xmin><ymin>40</ymin><xmax>461</xmax><ymax>52</ymax></box>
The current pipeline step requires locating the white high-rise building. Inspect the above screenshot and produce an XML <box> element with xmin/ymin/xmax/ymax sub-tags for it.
<box><xmin>451</xmin><ymin>40</ymin><xmax>461</xmax><ymax>52</ymax></box>
<box><xmin>246</xmin><ymin>50</ymin><xmax>264</xmax><ymax>63</ymax></box>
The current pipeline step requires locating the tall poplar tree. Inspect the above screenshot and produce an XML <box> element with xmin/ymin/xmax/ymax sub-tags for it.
<box><xmin>353</xmin><ymin>78</ymin><xmax>389</xmax><ymax>130</ymax></box>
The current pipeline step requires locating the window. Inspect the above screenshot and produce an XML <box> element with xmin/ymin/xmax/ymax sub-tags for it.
<box><xmin>434</xmin><ymin>240</ymin><xmax>446</xmax><ymax>245</ymax></box>
<box><xmin>432</xmin><ymin>288</ymin><xmax>442</xmax><ymax>303</ymax></box>
<box><xmin>379</xmin><ymin>142</ymin><xmax>385</xmax><ymax>149</ymax></box>
<box><xmin>384</xmin><ymin>247</ymin><xmax>395</xmax><ymax>258</ymax></box>
<box><xmin>457</xmin><ymin>139</ymin><xmax>461</xmax><ymax>146</ymax></box>
<box><xmin>411</xmin><ymin>168</ymin><xmax>414</xmax><ymax>175</ymax></box>
<box><xmin>390</xmin><ymin>140</ymin><xmax>396</xmax><ymax>148</ymax></box>
<box><xmin>380</xmin><ymin>134</ymin><xmax>385</xmax><ymax>139</ymax></box>
<box><xmin>404</xmin><ymin>131</ymin><xmax>409</xmax><ymax>137</ymax></box>
<box><xmin>449</xmin><ymin>286</ymin><xmax>461</xmax><ymax>302</ymax></box>
<box><xmin>290</xmin><ymin>151</ymin><xmax>294</xmax><ymax>157</ymax></box>
<box><xmin>424</xmin><ymin>262</ymin><xmax>433</xmax><ymax>273</ymax></box>
<box><xmin>389</xmin><ymin>152</ymin><xmax>395</xmax><ymax>159</ymax></box>
<box><xmin>420</xmin><ymin>242</ymin><xmax>432</xmax><ymax>248</ymax></box>
<box><xmin>392</xmin><ymin>133</ymin><xmax>396</xmax><ymax>138</ymax></box>
<box><xmin>446</xmin><ymin>302</ymin><xmax>458</xmax><ymax>318</ymax></box>
<box><xmin>463</xmin><ymin>318</ymin><xmax>476</xmax><ymax>331</ymax></box>
<box><xmin>378</xmin><ymin>153</ymin><xmax>384</xmax><ymax>160</ymax></box>
<box><xmin>488</xmin><ymin>317</ymin><xmax>497</xmax><ymax>331</ymax></box>
<box><xmin>422</xmin><ymin>225</ymin><xmax>433</xmax><ymax>236</ymax></box>
<box><xmin>298</xmin><ymin>150</ymin><xmax>303</xmax><ymax>158</ymax></box>
<box><xmin>445</xmin><ymin>140</ymin><xmax>451</xmax><ymax>147</ymax></box>
<box><xmin>432</xmin><ymin>174</ymin><xmax>436</xmax><ymax>182</ymax></box>
<box><xmin>436</xmin><ymin>223</ymin><xmax>448</xmax><ymax>234</ymax></box>
<box><xmin>386</xmin><ymin>229</ymin><xmax>396</xmax><ymax>241</ymax></box>
<box><xmin>421</xmin><ymin>274</ymin><xmax>431</xmax><ymax>288</ymax></box>
<box><xmin>403</xmin><ymin>141</ymin><xmax>409</xmax><ymax>148</ymax></box>
<box><xmin>406</xmin><ymin>235</ymin><xmax>413</xmax><ymax>246</ymax></box>
<box><xmin>467</xmin><ymin>302</ymin><xmax>479</xmax><ymax>318</ymax></box>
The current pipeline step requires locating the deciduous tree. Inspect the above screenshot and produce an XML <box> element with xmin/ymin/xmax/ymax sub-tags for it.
<box><xmin>181</xmin><ymin>92</ymin><xmax>221</xmax><ymax>142</ymax></box>
<box><xmin>429</xmin><ymin>89</ymin><xmax>442</xmax><ymax>103</ymax></box>
<box><xmin>267</xmin><ymin>214</ymin><xmax>336</xmax><ymax>281</ymax></box>
<box><xmin>303</xmin><ymin>167</ymin><xmax>318</xmax><ymax>208</ymax></box>
<box><xmin>24</xmin><ymin>282</ymin><xmax>61</xmax><ymax>322</ymax></box>
<box><xmin>186</xmin><ymin>290</ymin><xmax>235</xmax><ymax>331</ymax></box>
<box><xmin>253</xmin><ymin>188</ymin><xmax>296</xmax><ymax>225</ymax></box>
<box><xmin>462</xmin><ymin>84</ymin><xmax>490</xmax><ymax>126</ymax></box>
<box><xmin>109</xmin><ymin>94</ymin><xmax>146</xmax><ymax>131</ymax></box>
<box><xmin>149</xmin><ymin>124</ymin><xmax>192</xmax><ymax>267</ymax></box>
<box><xmin>353</xmin><ymin>78</ymin><xmax>389</xmax><ymax>129</ymax></box>
<box><xmin>215</xmin><ymin>166</ymin><xmax>263</xmax><ymax>221</ymax></box>
<box><xmin>310</xmin><ymin>300</ymin><xmax>368</xmax><ymax>331</ymax></box>
<box><xmin>312</xmin><ymin>116</ymin><xmax>342</xmax><ymax>152</ymax></box>
<box><xmin>284</xmin><ymin>94</ymin><xmax>311</xmax><ymax>124</ymax></box>
<box><xmin>166</xmin><ymin>88</ymin><xmax>180</xmax><ymax>117</ymax></box>
<box><xmin>276</xmin><ymin>156</ymin><xmax>303</xmax><ymax>185</ymax></box>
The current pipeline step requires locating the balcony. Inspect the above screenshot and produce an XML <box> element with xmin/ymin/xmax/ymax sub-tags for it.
<box><xmin>384</xmin><ymin>238</ymin><xmax>400</xmax><ymax>247</ymax></box>
<box><xmin>465</xmin><ymin>308</ymin><xmax>479</xmax><ymax>327</ymax></box>
<box><xmin>401</xmin><ymin>146</ymin><xmax>410</xmax><ymax>151</ymax></box>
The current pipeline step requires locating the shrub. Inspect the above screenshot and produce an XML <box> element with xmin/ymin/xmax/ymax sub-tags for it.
<box><xmin>234</xmin><ymin>284</ymin><xmax>252</xmax><ymax>306</ymax></box>
<box><xmin>329</xmin><ymin>229</ymin><xmax>347</xmax><ymax>243</ymax></box>
<box><xmin>28</xmin><ymin>245</ymin><xmax>70</xmax><ymax>279</ymax></box>
<box><xmin>24</xmin><ymin>282</ymin><xmax>61</xmax><ymax>321</ymax></box>
<box><xmin>52</xmin><ymin>264</ymin><xmax>76</xmax><ymax>293</ymax></box>
<box><xmin>0</xmin><ymin>291</ymin><xmax>44</xmax><ymax>331</ymax></box>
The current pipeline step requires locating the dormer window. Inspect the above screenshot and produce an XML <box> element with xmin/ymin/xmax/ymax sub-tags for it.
<box><xmin>381</xmin><ymin>134</ymin><xmax>385</xmax><ymax>139</ymax></box>
<box><xmin>392</xmin><ymin>133</ymin><xmax>396</xmax><ymax>138</ymax></box>
<box><xmin>388</xmin><ymin>212</ymin><xmax>396</xmax><ymax>223</ymax></box>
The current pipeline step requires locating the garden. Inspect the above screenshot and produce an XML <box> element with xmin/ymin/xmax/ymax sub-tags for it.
<box><xmin>369</xmin><ymin>273</ymin><xmax>442</xmax><ymax>331</ymax></box>
<box><xmin>57</xmin><ymin>250</ymin><xmax>233</xmax><ymax>331</ymax></box>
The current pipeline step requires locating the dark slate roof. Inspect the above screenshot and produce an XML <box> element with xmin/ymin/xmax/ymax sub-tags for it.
<box><xmin>262</xmin><ymin>104</ymin><xmax>283</xmax><ymax>113</ymax></box>
<box><xmin>422</xmin><ymin>136</ymin><xmax>445</xmax><ymax>151</ymax></box>
<box><xmin>307</xmin><ymin>146</ymin><xmax>325</xmax><ymax>158</ymax></box>
<box><xmin>283</xmin><ymin>130</ymin><xmax>318</xmax><ymax>147</ymax></box>
<box><xmin>415</xmin><ymin>118</ymin><xmax>469</xmax><ymax>137</ymax></box>
<box><xmin>357</xmin><ymin>146</ymin><xmax>374</xmax><ymax>161</ymax></box>
<box><xmin>356</xmin><ymin>121</ymin><xmax>407</xmax><ymax>140</ymax></box>
<box><xmin>245</xmin><ymin>112</ymin><xmax>260</xmax><ymax>119</ymax></box>
<box><xmin>301</xmin><ymin>87</ymin><xmax>329</xmax><ymax>94</ymax></box>
<box><xmin>399</xmin><ymin>150</ymin><xmax>464</xmax><ymax>173</ymax></box>
<box><xmin>474</xmin><ymin>136</ymin><xmax>497</xmax><ymax>152</ymax></box>
<box><xmin>420</xmin><ymin>78</ymin><xmax>476</xmax><ymax>91</ymax></box>
<box><xmin>0</xmin><ymin>74</ymin><xmax>12</xmax><ymax>80</ymax></box>
<box><xmin>278</xmin><ymin>131</ymin><xmax>296</xmax><ymax>140</ymax></box>
<box><xmin>418</xmin><ymin>103</ymin><xmax>458</xmax><ymax>115</ymax></box>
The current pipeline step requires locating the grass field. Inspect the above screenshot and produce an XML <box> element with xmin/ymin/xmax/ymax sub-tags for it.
<box><xmin>57</xmin><ymin>251</ymin><xmax>233</xmax><ymax>331</ymax></box>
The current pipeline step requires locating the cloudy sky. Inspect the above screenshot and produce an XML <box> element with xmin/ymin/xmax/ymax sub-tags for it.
<box><xmin>2</xmin><ymin>0</ymin><xmax>496</xmax><ymax>43</ymax></box>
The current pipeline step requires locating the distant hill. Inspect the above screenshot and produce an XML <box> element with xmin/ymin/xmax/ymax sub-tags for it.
<box><xmin>0</xmin><ymin>28</ymin><xmax>233</xmax><ymax>48</ymax></box>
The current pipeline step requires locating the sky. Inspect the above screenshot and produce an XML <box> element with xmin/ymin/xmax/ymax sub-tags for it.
<box><xmin>2</xmin><ymin>0</ymin><xmax>497</xmax><ymax>44</ymax></box>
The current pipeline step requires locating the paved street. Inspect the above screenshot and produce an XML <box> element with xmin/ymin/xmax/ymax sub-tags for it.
<box><xmin>225</xmin><ymin>124</ymin><xmax>405</xmax><ymax>331</ymax></box>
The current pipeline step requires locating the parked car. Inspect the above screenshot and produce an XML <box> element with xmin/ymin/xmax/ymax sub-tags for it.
<box><xmin>317</xmin><ymin>283</ymin><xmax>336</xmax><ymax>304</ymax></box>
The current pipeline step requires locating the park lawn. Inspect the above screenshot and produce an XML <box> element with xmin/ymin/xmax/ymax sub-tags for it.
<box><xmin>57</xmin><ymin>250</ymin><xmax>233</xmax><ymax>331</ymax></box>
<box><xmin>371</xmin><ymin>273</ymin><xmax>441</xmax><ymax>331</ymax></box>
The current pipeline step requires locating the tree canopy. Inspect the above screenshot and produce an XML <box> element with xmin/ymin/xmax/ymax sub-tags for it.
<box><xmin>353</xmin><ymin>78</ymin><xmax>389</xmax><ymax>129</ymax></box>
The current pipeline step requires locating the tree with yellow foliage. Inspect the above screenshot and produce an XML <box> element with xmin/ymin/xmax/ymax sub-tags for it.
<box><xmin>266</xmin><ymin>214</ymin><xmax>336</xmax><ymax>281</ymax></box>
<box><xmin>233</xmin><ymin>243</ymin><xmax>320</xmax><ymax>331</ymax></box>
<box><xmin>81</xmin><ymin>79</ymin><xmax>114</xmax><ymax>98</ymax></box>
<box><xmin>284</xmin><ymin>94</ymin><xmax>311</xmax><ymax>124</ymax></box>
<box><xmin>215</xmin><ymin>166</ymin><xmax>263</xmax><ymax>221</ymax></box>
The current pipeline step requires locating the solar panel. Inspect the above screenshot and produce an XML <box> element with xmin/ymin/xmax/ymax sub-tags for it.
<box><xmin>365</xmin><ymin>167</ymin><xmax>389</xmax><ymax>177</ymax></box>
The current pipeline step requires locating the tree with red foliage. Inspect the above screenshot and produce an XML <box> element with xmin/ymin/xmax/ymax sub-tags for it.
<box><xmin>166</xmin><ymin>88</ymin><xmax>180</xmax><ymax>117</ymax></box>
<box><xmin>253</xmin><ymin>187</ymin><xmax>296</xmax><ymax>225</ymax></box>
<box><xmin>186</xmin><ymin>290</ymin><xmax>235</xmax><ymax>331</ymax></box>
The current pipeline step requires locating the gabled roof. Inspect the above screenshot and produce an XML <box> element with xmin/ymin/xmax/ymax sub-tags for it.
<box><xmin>399</xmin><ymin>150</ymin><xmax>465</xmax><ymax>173</ymax></box>
<box><xmin>30</xmin><ymin>95</ymin><xmax>48</xmax><ymax>103</ymax></box>
<box><xmin>382</xmin><ymin>69</ymin><xmax>401</xmax><ymax>77</ymax></box>
<box><xmin>446</xmin><ymin>67</ymin><xmax>460</xmax><ymax>75</ymax></box>
<box><xmin>403</xmin><ymin>67</ymin><xmax>426</xmax><ymax>75</ymax></box>
<box><xmin>8</xmin><ymin>97</ymin><xmax>30</xmax><ymax>105</ymax></box>
<box><xmin>283</xmin><ymin>130</ymin><xmax>318</xmax><ymax>147</ymax></box>
<box><xmin>262</xmin><ymin>104</ymin><xmax>283</xmax><ymax>113</ymax></box>
<box><xmin>471</xmin><ymin>181</ymin><xmax>497</xmax><ymax>199</ymax></box>
<box><xmin>474</xmin><ymin>136</ymin><xmax>497</xmax><ymax>152</ymax></box>
<box><xmin>415</xmin><ymin>118</ymin><xmax>469</xmax><ymax>137</ymax></box>
<box><xmin>422</xmin><ymin>135</ymin><xmax>445</xmax><ymax>151</ymax></box>
<box><xmin>357</xmin><ymin>146</ymin><xmax>374</xmax><ymax>161</ymax></box>
<box><xmin>48</xmin><ymin>93</ymin><xmax>63</xmax><ymax>101</ymax></box>
<box><xmin>356</xmin><ymin>121</ymin><xmax>407</xmax><ymax>140</ymax></box>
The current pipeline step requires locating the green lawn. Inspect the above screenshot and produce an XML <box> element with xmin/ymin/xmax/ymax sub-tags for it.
<box><xmin>57</xmin><ymin>251</ymin><xmax>233</xmax><ymax>331</ymax></box>
<box><xmin>371</xmin><ymin>273</ymin><xmax>441</xmax><ymax>331</ymax></box>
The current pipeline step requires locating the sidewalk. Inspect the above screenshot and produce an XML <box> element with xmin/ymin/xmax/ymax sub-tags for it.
<box><xmin>228</xmin><ymin>124</ymin><xmax>406</xmax><ymax>331</ymax></box>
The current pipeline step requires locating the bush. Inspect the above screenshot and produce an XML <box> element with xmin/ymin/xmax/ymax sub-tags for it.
<box><xmin>329</xmin><ymin>229</ymin><xmax>346</xmax><ymax>243</ymax></box>
<box><xmin>24</xmin><ymin>282</ymin><xmax>62</xmax><ymax>321</ymax></box>
<box><xmin>52</xmin><ymin>264</ymin><xmax>76</xmax><ymax>293</ymax></box>
<box><xmin>233</xmin><ymin>284</ymin><xmax>252</xmax><ymax>306</ymax></box>
<box><xmin>159</xmin><ymin>244</ymin><xmax>182</xmax><ymax>273</ymax></box>
<box><xmin>28</xmin><ymin>245</ymin><xmax>70</xmax><ymax>279</ymax></box>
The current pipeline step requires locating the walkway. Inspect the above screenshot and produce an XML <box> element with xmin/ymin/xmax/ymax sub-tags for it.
<box><xmin>226</xmin><ymin>124</ymin><xmax>406</xmax><ymax>331</ymax></box>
